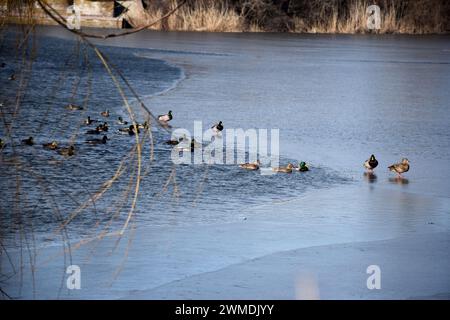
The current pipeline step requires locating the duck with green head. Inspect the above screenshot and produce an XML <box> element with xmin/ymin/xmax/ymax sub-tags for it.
<box><xmin>297</xmin><ymin>161</ymin><xmax>309</xmax><ymax>172</ymax></box>
<box><xmin>118</xmin><ymin>124</ymin><xmax>139</xmax><ymax>136</ymax></box>
<box><xmin>364</xmin><ymin>154</ymin><xmax>378</xmax><ymax>172</ymax></box>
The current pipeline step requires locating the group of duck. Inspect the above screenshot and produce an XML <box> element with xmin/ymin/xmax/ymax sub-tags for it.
<box><xmin>161</xmin><ymin>112</ymin><xmax>410</xmax><ymax>177</ymax></box>
<box><xmin>0</xmin><ymin>105</ymin><xmax>410</xmax><ymax>177</ymax></box>
<box><xmin>160</xmin><ymin>112</ymin><xmax>310</xmax><ymax>173</ymax></box>
<box><xmin>0</xmin><ymin>105</ymin><xmax>169</xmax><ymax>157</ymax></box>
<box><xmin>363</xmin><ymin>154</ymin><xmax>410</xmax><ymax>178</ymax></box>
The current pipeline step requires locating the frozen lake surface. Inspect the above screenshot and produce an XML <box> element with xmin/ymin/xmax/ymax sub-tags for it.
<box><xmin>0</xmin><ymin>27</ymin><xmax>449</xmax><ymax>299</ymax></box>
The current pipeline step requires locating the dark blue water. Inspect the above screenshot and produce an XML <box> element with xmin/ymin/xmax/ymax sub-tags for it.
<box><xmin>0</xmin><ymin>30</ymin><xmax>349</xmax><ymax>246</ymax></box>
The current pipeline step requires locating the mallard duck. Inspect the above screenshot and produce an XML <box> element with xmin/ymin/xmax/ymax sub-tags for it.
<box><xmin>100</xmin><ymin>110</ymin><xmax>110</xmax><ymax>117</ymax></box>
<box><xmin>165</xmin><ymin>135</ymin><xmax>185</xmax><ymax>145</ymax></box>
<box><xmin>297</xmin><ymin>161</ymin><xmax>309</xmax><ymax>172</ymax></box>
<box><xmin>22</xmin><ymin>136</ymin><xmax>34</xmax><ymax>146</ymax></box>
<box><xmin>9</xmin><ymin>74</ymin><xmax>15</xmax><ymax>81</ymax></box>
<box><xmin>239</xmin><ymin>160</ymin><xmax>260</xmax><ymax>170</ymax></box>
<box><xmin>272</xmin><ymin>163</ymin><xmax>294</xmax><ymax>173</ymax></box>
<box><xmin>86</xmin><ymin>127</ymin><xmax>101</xmax><ymax>135</ymax></box>
<box><xmin>84</xmin><ymin>116</ymin><xmax>99</xmax><ymax>125</ymax></box>
<box><xmin>212</xmin><ymin>121</ymin><xmax>224</xmax><ymax>134</ymax></box>
<box><xmin>138</xmin><ymin>121</ymin><xmax>149</xmax><ymax>129</ymax></box>
<box><xmin>158</xmin><ymin>110</ymin><xmax>172</xmax><ymax>122</ymax></box>
<box><xmin>364</xmin><ymin>154</ymin><xmax>378</xmax><ymax>172</ymax></box>
<box><xmin>388</xmin><ymin>158</ymin><xmax>410</xmax><ymax>177</ymax></box>
<box><xmin>117</xmin><ymin>116</ymin><xmax>128</xmax><ymax>125</ymax></box>
<box><xmin>86</xmin><ymin>135</ymin><xmax>108</xmax><ymax>145</ymax></box>
<box><xmin>58</xmin><ymin>145</ymin><xmax>75</xmax><ymax>157</ymax></box>
<box><xmin>43</xmin><ymin>141</ymin><xmax>58</xmax><ymax>150</ymax></box>
<box><xmin>176</xmin><ymin>138</ymin><xmax>201</xmax><ymax>152</ymax></box>
<box><xmin>98</xmin><ymin>122</ymin><xmax>109</xmax><ymax>132</ymax></box>
<box><xmin>0</xmin><ymin>138</ymin><xmax>6</xmax><ymax>149</ymax></box>
<box><xmin>66</xmin><ymin>103</ymin><xmax>83</xmax><ymax>111</ymax></box>
<box><xmin>118</xmin><ymin>124</ymin><xmax>139</xmax><ymax>136</ymax></box>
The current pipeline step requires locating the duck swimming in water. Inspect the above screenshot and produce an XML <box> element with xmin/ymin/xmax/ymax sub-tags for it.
<box><xmin>22</xmin><ymin>136</ymin><xmax>34</xmax><ymax>146</ymax></box>
<box><xmin>84</xmin><ymin>116</ymin><xmax>99</xmax><ymax>125</ymax></box>
<box><xmin>388</xmin><ymin>158</ymin><xmax>410</xmax><ymax>178</ymax></box>
<box><xmin>118</xmin><ymin>124</ymin><xmax>139</xmax><ymax>136</ymax></box>
<box><xmin>165</xmin><ymin>135</ymin><xmax>186</xmax><ymax>146</ymax></box>
<box><xmin>364</xmin><ymin>154</ymin><xmax>378</xmax><ymax>172</ymax></box>
<box><xmin>117</xmin><ymin>117</ymin><xmax>128</xmax><ymax>125</ymax></box>
<box><xmin>0</xmin><ymin>138</ymin><xmax>6</xmax><ymax>149</ymax></box>
<box><xmin>272</xmin><ymin>163</ymin><xmax>294</xmax><ymax>173</ymax></box>
<box><xmin>43</xmin><ymin>141</ymin><xmax>58</xmax><ymax>150</ymax></box>
<box><xmin>158</xmin><ymin>110</ymin><xmax>172</xmax><ymax>122</ymax></box>
<box><xmin>86</xmin><ymin>127</ymin><xmax>101</xmax><ymax>135</ymax></box>
<box><xmin>9</xmin><ymin>74</ymin><xmax>15</xmax><ymax>81</ymax></box>
<box><xmin>58</xmin><ymin>145</ymin><xmax>75</xmax><ymax>157</ymax></box>
<box><xmin>97</xmin><ymin>122</ymin><xmax>109</xmax><ymax>132</ymax></box>
<box><xmin>297</xmin><ymin>161</ymin><xmax>309</xmax><ymax>172</ymax></box>
<box><xmin>86</xmin><ymin>135</ymin><xmax>108</xmax><ymax>145</ymax></box>
<box><xmin>176</xmin><ymin>138</ymin><xmax>201</xmax><ymax>152</ymax></box>
<box><xmin>100</xmin><ymin>110</ymin><xmax>110</xmax><ymax>117</ymax></box>
<box><xmin>138</xmin><ymin>121</ymin><xmax>149</xmax><ymax>130</ymax></box>
<box><xmin>66</xmin><ymin>103</ymin><xmax>83</xmax><ymax>111</ymax></box>
<box><xmin>239</xmin><ymin>160</ymin><xmax>260</xmax><ymax>171</ymax></box>
<box><xmin>211</xmin><ymin>121</ymin><xmax>224</xmax><ymax>135</ymax></box>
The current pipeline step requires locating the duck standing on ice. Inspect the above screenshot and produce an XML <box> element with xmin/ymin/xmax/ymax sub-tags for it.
<box><xmin>364</xmin><ymin>154</ymin><xmax>378</xmax><ymax>172</ymax></box>
<box><xmin>388</xmin><ymin>158</ymin><xmax>410</xmax><ymax>178</ymax></box>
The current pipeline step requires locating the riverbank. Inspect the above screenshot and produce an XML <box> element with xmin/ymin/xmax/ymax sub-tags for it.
<box><xmin>1</xmin><ymin>0</ymin><xmax>449</xmax><ymax>34</ymax></box>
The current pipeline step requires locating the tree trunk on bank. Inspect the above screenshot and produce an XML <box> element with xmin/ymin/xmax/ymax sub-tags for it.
<box><xmin>120</xmin><ymin>0</ymin><xmax>150</xmax><ymax>27</ymax></box>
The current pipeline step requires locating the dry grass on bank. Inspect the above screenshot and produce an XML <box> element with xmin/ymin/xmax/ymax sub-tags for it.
<box><xmin>146</xmin><ymin>0</ymin><xmax>243</xmax><ymax>32</ymax></box>
<box><xmin>289</xmin><ymin>0</ymin><xmax>445</xmax><ymax>34</ymax></box>
<box><xmin>144</xmin><ymin>0</ymin><xmax>447</xmax><ymax>34</ymax></box>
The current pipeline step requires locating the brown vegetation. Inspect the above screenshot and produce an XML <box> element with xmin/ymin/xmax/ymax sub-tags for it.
<box><xmin>139</xmin><ymin>0</ymin><xmax>449</xmax><ymax>33</ymax></box>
